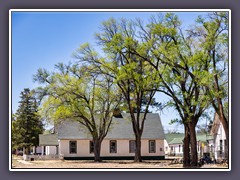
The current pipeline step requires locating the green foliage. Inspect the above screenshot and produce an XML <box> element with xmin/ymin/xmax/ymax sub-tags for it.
<box><xmin>12</xmin><ymin>88</ymin><xmax>44</xmax><ymax>152</ymax></box>
<box><xmin>193</xmin><ymin>12</ymin><xmax>229</xmax><ymax>117</ymax></box>
<box><xmin>34</xmin><ymin>64</ymin><xmax>122</xmax><ymax>140</ymax></box>
<box><xmin>31</xmin><ymin>12</ymin><xmax>228</xmax><ymax>163</ymax></box>
<box><xmin>169</xmin><ymin>118</ymin><xmax>181</xmax><ymax>125</ymax></box>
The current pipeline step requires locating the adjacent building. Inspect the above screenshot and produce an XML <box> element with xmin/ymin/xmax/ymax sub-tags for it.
<box><xmin>164</xmin><ymin>133</ymin><xmax>214</xmax><ymax>158</ymax></box>
<box><xmin>210</xmin><ymin>113</ymin><xmax>228</xmax><ymax>160</ymax></box>
<box><xmin>37</xmin><ymin>112</ymin><xmax>228</xmax><ymax>161</ymax></box>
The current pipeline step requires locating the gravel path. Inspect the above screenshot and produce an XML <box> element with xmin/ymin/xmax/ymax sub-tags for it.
<box><xmin>17</xmin><ymin>160</ymin><xmax>32</xmax><ymax>165</ymax></box>
<box><xmin>11</xmin><ymin>158</ymin><xmax>228</xmax><ymax>169</ymax></box>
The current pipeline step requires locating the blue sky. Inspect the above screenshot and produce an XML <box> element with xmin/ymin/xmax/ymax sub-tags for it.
<box><xmin>11</xmin><ymin>10</ymin><xmax>210</xmax><ymax>132</ymax></box>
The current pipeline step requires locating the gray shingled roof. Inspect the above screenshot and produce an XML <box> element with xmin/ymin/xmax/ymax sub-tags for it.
<box><xmin>57</xmin><ymin>113</ymin><xmax>165</xmax><ymax>140</ymax></box>
<box><xmin>210</xmin><ymin>113</ymin><xmax>221</xmax><ymax>135</ymax></box>
<box><xmin>39</xmin><ymin>134</ymin><xmax>58</xmax><ymax>146</ymax></box>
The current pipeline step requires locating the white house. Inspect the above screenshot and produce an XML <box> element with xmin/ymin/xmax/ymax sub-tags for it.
<box><xmin>210</xmin><ymin>113</ymin><xmax>228</xmax><ymax>160</ymax></box>
<box><xmin>39</xmin><ymin>134</ymin><xmax>59</xmax><ymax>155</ymax></box>
<box><xmin>164</xmin><ymin>133</ymin><xmax>213</xmax><ymax>158</ymax></box>
<box><xmin>21</xmin><ymin>134</ymin><xmax>59</xmax><ymax>161</ymax></box>
<box><xmin>39</xmin><ymin>113</ymin><xmax>166</xmax><ymax>160</ymax></box>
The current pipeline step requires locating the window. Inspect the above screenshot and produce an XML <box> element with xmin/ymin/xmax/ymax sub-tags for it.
<box><xmin>220</xmin><ymin>140</ymin><xmax>223</xmax><ymax>154</ymax></box>
<box><xmin>129</xmin><ymin>140</ymin><xmax>136</xmax><ymax>153</ymax></box>
<box><xmin>160</xmin><ymin>147</ymin><xmax>163</xmax><ymax>151</ymax></box>
<box><xmin>90</xmin><ymin>141</ymin><xmax>94</xmax><ymax>154</ymax></box>
<box><xmin>149</xmin><ymin>140</ymin><xmax>156</xmax><ymax>153</ymax></box>
<box><xmin>69</xmin><ymin>141</ymin><xmax>77</xmax><ymax>154</ymax></box>
<box><xmin>110</xmin><ymin>140</ymin><xmax>117</xmax><ymax>153</ymax></box>
<box><xmin>179</xmin><ymin>145</ymin><xmax>181</xmax><ymax>152</ymax></box>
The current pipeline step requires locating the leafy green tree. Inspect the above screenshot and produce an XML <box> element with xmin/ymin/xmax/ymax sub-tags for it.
<box><xmin>73</xmin><ymin>13</ymin><xmax>228</xmax><ymax>167</ymax></box>
<box><xmin>73</xmin><ymin>18</ymin><xmax>161</xmax><ymax>162</ymax></box>
<box><xmin>102</xmin><ymin>13</ymin><xmax>213</xmax><ymax>167</ymax></box>
<box><xmin>147</xmin><ymin>13</ymin><xmax>215</xmax><ymax>167</ymax></box>
<box><xmin>33</xmin><ymin>63</ymin><xmax>122</xmax><ymax>162</ymax></box>
<box><xmin>191</xmin><ymin>12</ymin><xmax>229</xmax><ymax>160</ymax></box>
<box><xmin>138</xmin><ymin>12</ymin><xmax>229</xmax><ymax>166</ymax></box>
<box><xmin>12</xmin><ymin>88</ymin><xmax>44</xmax><ymax>155</ymax></box>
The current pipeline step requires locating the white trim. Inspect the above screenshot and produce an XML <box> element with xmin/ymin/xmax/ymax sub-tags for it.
<box><xmin>10</xmin><ymin>168</ymin><xmax>230</xmax><ymax>172</ymax></box>
<box><xmin>228</xmin><ymin>9</ymin><xmax>231</xmax><ymax>171</ymax></box>
<box><xmin>9</xmin><ymin>9</ymin><xmax>231</xmax><ymax>12</ymax></box>
<box><xmin>9</xmin><ymin>9</ymin><xmax>12</xmax><ymax>171</ymax></box>
<box><xmin>9</xmin><ymin>9</ymin><xmax>231</xmax><ymax>172</ymax></box>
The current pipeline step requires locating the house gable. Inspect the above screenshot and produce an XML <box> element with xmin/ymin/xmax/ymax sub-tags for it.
<box><xmin>57</xmin><ymin>113</ymin><xmax>165</xmax><ymax>140</ymax></box>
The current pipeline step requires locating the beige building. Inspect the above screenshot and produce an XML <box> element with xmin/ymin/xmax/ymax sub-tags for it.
<box><xmin>40</xmin><ymin>113</ymin><xmax>166</xmax><ymax>160</ymax></box>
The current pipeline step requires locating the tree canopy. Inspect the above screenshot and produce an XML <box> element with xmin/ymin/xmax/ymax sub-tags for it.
<box><xmin>33</xmin><ymin>63</ymin><xmax>122</xmax><ymax>161</ymax></box>
<box><xmin>30</xmin><ymin>11</ymin><xmax>229</xmax><ymax>166</ymax></box>
<box><xmin>73</xmin><ymin>18</ymin><xmax>162</xmax><ymax>162</ymax></box>
<box><xmin>12</xmin><ymin>88</ymin><xmax>44</xmax><ymax>154</ymax></box>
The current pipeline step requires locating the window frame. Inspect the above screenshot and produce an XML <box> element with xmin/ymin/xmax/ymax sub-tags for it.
<box><xmin>69</xmin><ymin>141</ymin><xmax>77</xmax><ymax>154</ymax></box>
<box><xmin>129</xmin><ymin>140</ymin><xmax>136</xmax><ymax>153</ymax></box>
<box><xmin>89</xmin><ymin>140</ymin><xmax>94</xmax><ymax>154</ymax></box>
<box><xmin>110</xmin><ymin>140</ymin><xmax>117</xmax><ymax>153</ymax></box>
<box><xmin>149</xmin><ymin>140</ymin><xmax>156</xmax><ymax>153</ymax></box>
<box><xmin>220</xmin><ymin>140</ymin><xmax>223</xmax><ymax>154</ymax></box>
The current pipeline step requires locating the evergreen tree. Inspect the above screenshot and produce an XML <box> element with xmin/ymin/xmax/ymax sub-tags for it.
<box><xmin>12</xmin><ymin>88</ymin><xmax>44</xmax><ymax>155</ymax></box>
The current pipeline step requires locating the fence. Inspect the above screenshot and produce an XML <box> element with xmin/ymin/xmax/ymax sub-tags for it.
<box><xmin>23</xmin><ymin>154</ymin><xmax>59</xmax><ymax>161</ymax></box>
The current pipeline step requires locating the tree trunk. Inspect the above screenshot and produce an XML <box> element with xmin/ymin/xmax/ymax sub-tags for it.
<box><xmin>134</xmin><ymin>135</ymin><xmax>142</xmax><ymax>162</ymax></box>
<box><xmin>93</xmin><ymin>139</ymin><xmax>102</xmax><ymax>162</ymax></box>
<box><xmin>189</xmin><ymin>122</ymin><xmax>198</xmax><ymax>167</ymax></box>
<box><xmin>24</xmin><ymin>146</ymin><xmax>31</xmax><ymax>155</ymax></box>
<box><xmin>183</xmin><ymin>124</ymin><xmax>190</xmax><ymax>168</ymax></box>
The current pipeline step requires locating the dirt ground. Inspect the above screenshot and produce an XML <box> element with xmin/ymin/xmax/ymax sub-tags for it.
<box><xmin>11</xmin><ymin>156</ymin><xmax>228</xmax><ymax>170</ymax></box>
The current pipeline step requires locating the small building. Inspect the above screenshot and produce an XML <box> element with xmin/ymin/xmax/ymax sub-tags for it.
<box><xmin>39</xmin><ymin>113</ymin><xmax>166</xmax><ymax>160</ymax></box>
<box><xmin>22</xmin><ymin>134</ymin><xmax>59</xmax><ymax>161</ymax></box>
<box><xmin>164</xmin><ymin>133</ymin><xmax>213</xmax><ymax>158</ymax></box>
<box><xmin>39</xmin><ymin>134</ymin><xmax>59</xmax><ymax>155</ymax></box>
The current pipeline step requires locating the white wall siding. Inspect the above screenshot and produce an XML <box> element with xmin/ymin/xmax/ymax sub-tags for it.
<box><xmin>45</xmin><ymin>146</ymin><xmax>57</xmax><ymax>155</ymax></box>
<box><xmin>214</xmin><ymin>123</ymin><xmax>227</xmax><ymax>159</ymax></box>
<box><xmin>59</xmin><ymin>140</ymin><xmax>93</xmax><ymax>157</ymax></box>
<box><xmin>59</xmin><ymin>139</ymin><xmax>165</xmax><ymax>157</ymax></box>
<box><xmin>169</xmin><ymin>144</ymin><xmax>183</xmax><ymax>156</ymax></box>
<box><xmin>164</xmin><ymin>139</ymin><xmax>170</xmax><ymax>155</ymax></box>
<box><xmin>36</xmin><ymin>146</ymin><xmax>58</xmax><ymax>155</ymax></box>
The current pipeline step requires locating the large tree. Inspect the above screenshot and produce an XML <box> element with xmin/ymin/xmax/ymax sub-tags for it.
<box><xmin>190</xmin><ymin>12</ymin><xmax>229</xmax><ymax>161</ymax></box>
<box><xmin>140</xmin><ymin>12</ymin><xmax>229</xmax><ymax>166</ymax></box>
<box><xmin>33</xmin><ymin>63</ymin><xmax>122</xmax><ymax>162</ymax></box>
<box><xmin>98</xmin><ymin>13</ymin><xmax>212</xmax><ymax>167</ymax></box>
<box><xmin>12</xmin><ymin>88</ymin><xmax>44</xmax><ymax>155</ymax></box>
<box><xmin>73</xmin><ymin>18</ymin><xmax>160</xmax><ymax>162</ymax></box>
<box><xmin>145</xmin><ymin>13</ymin><xmax>215</xmax><ymax>167</ymax></box>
